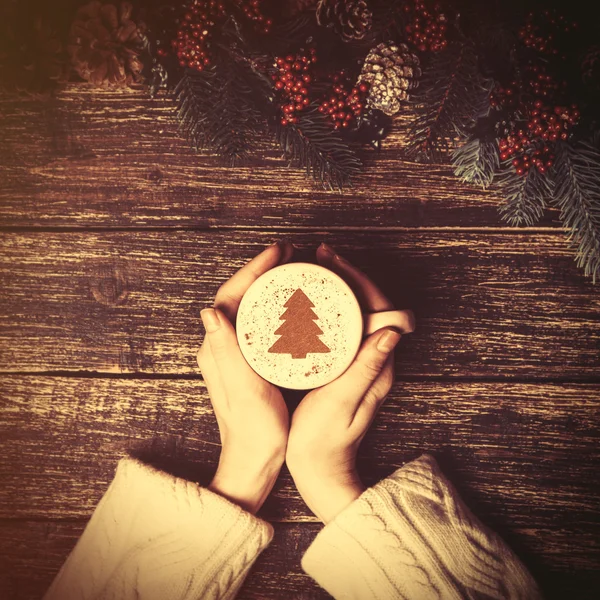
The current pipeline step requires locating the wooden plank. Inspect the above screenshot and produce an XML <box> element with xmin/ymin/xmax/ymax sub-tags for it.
<box><xmin>0</xmin><ymin>86</ymin><xmax>546</xmax><ymax>228</ymax></box>
<box><xmin>1</xmin><ymin>376</ymin><xmax>599</xmax><ymax>574</ymax></box>
<box><xmin>0</xmin><ymin>520</ymin><xmax>597</xmax><ymax>600</ymax></box>
<box><xmin>0</xmin><ymin>231</ymin><xmax>597</xmax><ymax>376</ymax></box>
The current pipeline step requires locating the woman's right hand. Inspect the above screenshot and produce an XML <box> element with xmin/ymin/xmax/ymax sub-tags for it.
<box><xmin>197</xmin><ymin>241</ymin><xmax>294</xmax><ymax>514</ymax></box>
<box><xmin>286</xmin><ymin>244</ymin><xmax>415</xmax><ymax>524</ymax></box>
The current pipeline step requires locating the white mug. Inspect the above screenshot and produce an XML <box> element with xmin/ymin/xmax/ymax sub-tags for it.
<box><xmin>236</xmin><ymin>262</ymin><xmax>414</xmax><ymax>389</ymax></box>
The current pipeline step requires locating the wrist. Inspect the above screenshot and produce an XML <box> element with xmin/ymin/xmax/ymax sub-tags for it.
<box><xmin>289</xmin><ymin>463</ymin><xmax>365</xmax><ymax>523</ymax></box>
<box><xmin>208</xmin><ymin>450</ymin><xmax>284</xmax><ymax>514</ymax></box>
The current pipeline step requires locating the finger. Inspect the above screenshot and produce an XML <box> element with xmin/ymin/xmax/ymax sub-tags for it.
<box><xmin>316</xmin><ymin>243</ymin><xmax>393</xmax><ymax>312</ymax></box>
<box><xmin>352</xmin><ymin>354</ymin><xmax>395</xmax><ymax>430</ymax></box>
<box><xmin>326</xmin><ymin>327</ymin><xmax>401</xmax><ymax>416</ymax></box>
<box><xmin>196</xmin><ymin>339</ymin><xmax>228</xmax><ymax>414</ymax></box>
<box><xmin>200</xmin><ymin>307</ymin><xmax>260</xmax><ymax>398</ymax></box>
<box><xmin>215</xmin><ymin>241</ymin><xmax>295</xmax><ymax>322</ymax></box>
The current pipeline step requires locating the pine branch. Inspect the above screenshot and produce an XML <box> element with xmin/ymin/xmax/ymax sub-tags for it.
<box><xmin>451</xmin><ymin>136</ymin><xmax>500</xmax><ymax>189</ymax></box>
<box><xmin>139</xmin><ymin>2</ymin><xmax>185</xmax><ymax>96</ymax></box>
<box><xmin>553</xmin><ymin>140</ymin><xmax>600</xmax><ymax>282</ymax></box>
<box><xmin>275</xmin><ymin>106</ymin><xmax>362</xmax><ymax>190</ymax></box>
<box><xmin>497</xmin><ymin>160</ymin><xmax>552</xmax><ymax>226</ymax></box>
<box><xmin>174</xmin><ymin>55</ymin><xmax>268</xmax><ymax>165</ymax></box>
<box><xmin>406</xmin><ymin>43</ymin><xmax>493</xmax><ymax>163</ymax></box>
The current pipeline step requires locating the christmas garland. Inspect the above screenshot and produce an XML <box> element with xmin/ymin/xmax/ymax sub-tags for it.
<box><xmin>1</xmin><ymin>0</ymin><xmax>599</xmax><ymax>281</ymax></box>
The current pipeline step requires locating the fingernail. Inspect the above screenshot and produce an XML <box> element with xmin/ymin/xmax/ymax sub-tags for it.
<box><xmin>320</xmin><ymin>242</ymin><xmax>335</xmax><ymax>258</ymax></box>
<box><xmin>377</xmin><ymin>328</ymin><xmax>401</xmax><ymax>353</ymax></box>
<box><xmin>200</xmin><ymin>308</ymin><xmax>220</xmax><ymax>333</ymax></box>
<box><xmin>278</xmin><ymin>239</ymin><xmax>294</xmax><ymax>251</ymax></box>
<box><xmin>334</xmin><ymin>252</ymin><xmax>349</xmax><ymax>265</ymax></box>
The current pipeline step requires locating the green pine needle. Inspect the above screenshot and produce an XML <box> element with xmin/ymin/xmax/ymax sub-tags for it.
<box><xmin>174</xmin><ymin>59</ymin><xmax>267</xmax><ymax>166</ymax></box>
<box><xmin>275</xmin><ymin>107</ymin><xmax>362</xmax><ymax>190</ymax></box>
<box><xmin>406</xmin><ymin>43</ymin><xmax>493</xmax><ymax>163</ymax></box>
<box><xmin>553</xmin><ymin>141</ymin><xmax>600</xmax><ymax>282</ymax></box>
<box><xmin>452</xmin><ymin>136</ymin><xmax>500</xmax><ymax>189</ymax></box>
<box><xmin>497</xmin><ymin>160</ymin><xmax>553</xmax><ymax>226</ymax></box>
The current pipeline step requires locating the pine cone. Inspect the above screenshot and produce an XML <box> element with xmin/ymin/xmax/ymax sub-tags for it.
<box><xmin>358</xmin><ymin>42</ymin><xmax>421</xmax><ymax>116</ymax></box>
<box><xmin>0</xmin><ymin>4</ymin><xmax>68</xmax><ymax>96</ymax></box>
<box><xmin>68</xmin><ymin>1</ymin><xmax>145</xmax><ymax>88</ymax></box>
<box><xmin>316</xmin><ymin>0</ymin><xmax>372</xmax><ymax>41</ymax></box>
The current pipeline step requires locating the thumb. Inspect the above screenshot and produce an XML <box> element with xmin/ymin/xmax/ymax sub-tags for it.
<box><xmin>200</xmin><ymin>308</ymin><xmax>249</xmax><ymax>377</ymax></box>
<box><xmin>331</xmin><ymin>328</ymin><xmax>401</xmax><ymax>411</ymax></box>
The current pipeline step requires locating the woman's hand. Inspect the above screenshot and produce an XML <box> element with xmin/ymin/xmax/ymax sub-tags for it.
<box><xmin>286</xmin><ymin>243</ymin><xmax>415</xmax><ymax>524</ymax></box>
<box><xmin>197</xmin><ymin>241</ymin><xmax>294</xmax><ymax>514</ymax></box>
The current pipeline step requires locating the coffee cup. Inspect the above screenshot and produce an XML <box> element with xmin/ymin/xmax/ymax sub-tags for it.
<box><xmin>236</xmin><ymin>262</ymin><xmax>414</xmax><ymax>390</ymax></box>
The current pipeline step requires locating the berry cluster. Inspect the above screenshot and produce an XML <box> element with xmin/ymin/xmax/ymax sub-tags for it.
<box><xmin>525</xmin><ymin>64</ymin><xmax>564</xmax><ymax>99</ymax></box>
<box><xmin>498</xmin><ymin>102</ymin><xmax>579</xmax><ymax>176</ymax></box>
<box><xmin>528</xmin><ymin>101</ymin><xmax>579</xmax><ymax>142</ymax></box>
<box><xmin>318</xmin><ymin>72</ymin><xmax>370</xmax><ymax>129</ymax></box>
<box><xmin>403</xmin><ymin>1</ymin><xmax>448</xmax><ymax>53</ymax></box>
<box><xmin>491</xmin><ymin>68</ymin><xmax>563</xmax><ymax>110</ymax></box>
<box><xmin>490</xmin><ymin>83</ymin><xmax>519</xmax><ymax>111</ymax></box>
<box><xmin>238</xmin><ymin>0</ymin><xmax>272</xmax><ymax>34</ymax></box>
<box><xmin>498</xmin><ymin>133</ymin><xmax>555</xmax><ymax>175</ymax></box>
<box><xmin>491</xmin><ymin>57</ymin><xmax>579</xmax><ymax>177</ymax></box>
<box><xmin>273</xmin><ymin>49</ymin><xmax>317</xmax><ymax>125</ymax></box>
<box><xmin>170</xmin><ymin>1</ymin><xmax>226</xmax><ymax>70</ymax></box>
<box><xmin>510</xmin><ymin>148</ymin><xmax>555</xmax><ymax>176</ymax></box>
<box><xmin>519</xmin><ymin>10</ymin><xmax>577</xmax><ymax>56</ymax></box>
<box><xmin>159</xmin><ymin>1</ymin><xmax>271</xmax><ymax>66</ymax></box>
<box><xmin>498</xmin><ymin>130</ymin><xmax>530</xmax><ymax>163</ymax></box>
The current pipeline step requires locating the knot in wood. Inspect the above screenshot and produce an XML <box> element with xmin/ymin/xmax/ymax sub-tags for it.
<box><xmin>89</xmin><ymin>263</ymin><xmax>130</xmax><ymax>307</ymax></box>
<box><xmin>147</xmin><ymin>168</ymin><xmax>163</xmax><ymax>184</ymax></box>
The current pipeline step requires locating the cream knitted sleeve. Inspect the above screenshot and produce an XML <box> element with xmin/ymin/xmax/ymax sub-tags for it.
<box><xmin>44</xmin><ymin>457</ymin><xmax>273</xmax><ymax>600</ymax></box>
<box><xmin>302</xmin><ymin>454</ymin><xmax>542</xmax><ymax>600</ymax></box>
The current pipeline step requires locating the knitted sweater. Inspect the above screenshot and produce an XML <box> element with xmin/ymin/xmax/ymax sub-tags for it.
<box><xmin>44</xmin><ymin>454</ymin><xmax>541</xmax><ymax>600</ymax></box>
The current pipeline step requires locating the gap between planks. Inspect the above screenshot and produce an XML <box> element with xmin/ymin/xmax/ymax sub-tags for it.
<box><xmin>2</xmin><ymin>371</ymin><xmax>600</xmax><ymax>384</ymax></box>
<box><xmin>0</xmin><ymin>225</ymin><xmax>568</xmax><ymax>234</ymax></box>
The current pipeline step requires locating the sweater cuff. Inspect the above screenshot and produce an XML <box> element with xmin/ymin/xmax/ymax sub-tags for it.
<box><xmin>302</xmin><ymin>454</ymin><xmax>541</xmax><ymax>600</ymax></box>
<box><xmin>45</xmin><ymin>457</ymin><xmax>273</xmax><ymax>600</ymax></box>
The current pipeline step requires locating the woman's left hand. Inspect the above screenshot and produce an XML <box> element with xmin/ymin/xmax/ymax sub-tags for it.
<box><xmin>286</xmin><ymin>244</ymin><xmax>415</xmax><ymax>523</ymax></box>
<box><xmin>197</xmin><ymin>241</ymin><xmax>294</xmax><ymax>514</ymax></box>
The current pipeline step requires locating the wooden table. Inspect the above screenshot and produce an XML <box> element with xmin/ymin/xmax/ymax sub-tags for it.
<box><xmin>0</xmin><ymin>85</ymin><xmax>599</xmax><ymax>599</ymax></box>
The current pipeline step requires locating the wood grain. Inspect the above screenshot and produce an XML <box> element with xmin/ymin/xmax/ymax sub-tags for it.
<box><xmin>1</xmin><ymin>82</ymin><xmax>598</xmax><ymax>600</ymax></box>
<box><xmin>0</xmin><ymin>86</ymin><xmax>557</xmax><ymax>229</ymax></box>
<box><xmin>1</xmin><ymin>520</ymin><xmax>598</xmax><ymax>600</ymax></box>
<box><xmin>1</xmin><ymin>376</ymin><xmax>599</xmax><ymax>573</ymax></box>
<box><xmin>0</xmin><ymin>231</ymin><xmax>597</xmax><ymax>376</ymax></box>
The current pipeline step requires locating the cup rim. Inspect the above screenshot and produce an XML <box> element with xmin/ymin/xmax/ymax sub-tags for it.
<box><xmin>236</xmin><ymin>261</ymin><xmax>363</xmax><ymax>389</ymax></box>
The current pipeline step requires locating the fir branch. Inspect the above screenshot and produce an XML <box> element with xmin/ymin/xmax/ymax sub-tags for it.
<box><xmin>406</xmin><ymin>43</ymin><xmax>493</xmax><ymax>163</ymax></box>
<box><xmin>174</xmin><ymin>55</ymin><xmax>268</xmax><ymax>165</ymax></box>
<box><xmin>497</xmin><ymin>160</ymin><xmax>552</xmax><ymax>226</ymax></box>
<box><xmin>451</xmin><ymin>136</ymin><xmax>500</xmax><ymax>189</ymax></box>
<box><xmin>138</xmin><ymin>2</ymin><xmax>185</xmax><ymax>96</ymax></box>
<box><xmin>275</xmin><ymin>106</ymin><xmax>362</xmax><ymax>190</ymax></box>
<box><xmin>553</xmin><ymin>140</ymin><xmax>600</xmax><ymax>282</ymax></box>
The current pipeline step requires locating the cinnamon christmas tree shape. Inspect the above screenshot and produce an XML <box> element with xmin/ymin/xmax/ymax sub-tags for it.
<box><xmin>268</xmin><ymin>288</ymin><xmax>331</xmax><ymax>359</ymax></box>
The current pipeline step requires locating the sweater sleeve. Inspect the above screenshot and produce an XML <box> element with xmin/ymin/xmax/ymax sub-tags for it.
<box><xmin>44</xmin><ymin>457</ymin><xmax>273</xmax><ymax>600</ymax></box>
<box><xmin>302</xmin><ymin>454</ymin><xmax>541</xmax><ymax>600</ymax></box>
